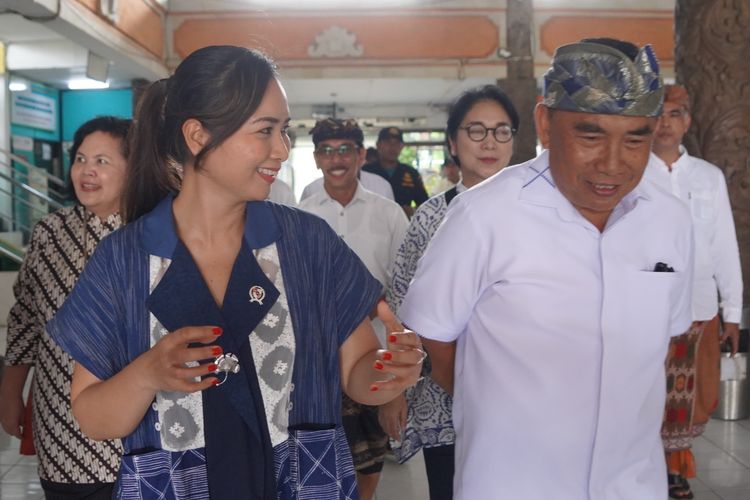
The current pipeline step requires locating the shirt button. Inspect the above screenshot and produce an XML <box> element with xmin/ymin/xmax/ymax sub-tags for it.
<box><xmin>290</xmin><ymin>383</ymin><xmax>295</xmax><ymax>392</ymax></box>
<box><xmin>152</xmin><ymin>403</ymin><xmax>158</xmax><ymax>412</ymax></box>
<box><xmin>288</xmin><ymin>401</ymin><xmax>293</xmax><ymax>411</ymax></box>
<box><xmin>155</xmin><ymin>422</ymin><xmax>161</xmax><ymax>431</ymax></box>
<box><xmin>339</xmin><ymin>212</ymin><xmax>344</xmax><ymax>216</ymax></box>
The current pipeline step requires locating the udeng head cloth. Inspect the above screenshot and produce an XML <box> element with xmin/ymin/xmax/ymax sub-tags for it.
<box><xmin>543</xmin><ymin>41</ymin><xmax>664</xmax><ymax>117</ymax></box>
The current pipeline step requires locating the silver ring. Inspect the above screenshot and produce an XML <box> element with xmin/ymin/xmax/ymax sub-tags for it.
<box><xmin>417</xmin><ymin>348</ymin><xmax>428</xmax><ymax>363</ymax></box>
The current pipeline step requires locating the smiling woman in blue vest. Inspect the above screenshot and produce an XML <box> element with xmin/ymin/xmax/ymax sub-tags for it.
<box><xmin>46</xmin><ymin>45</ymin><xmax>424</xmax><ymax>500</ymax></box>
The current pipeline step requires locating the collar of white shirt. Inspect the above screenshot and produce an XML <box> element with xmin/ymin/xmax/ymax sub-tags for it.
<box><xmin>518</xmin><ymin>150</ymin><xmax>651</xmax><ymax>230</ymax></box>
<box><xmin>651</xmin><ymin>144</ymin><xmax>690</xmax><ymax>172</ymax></box>
<box><xmin>316</xmin><ymin>181</ymin><xmax>368</xmax><ymax>207</ymax></box>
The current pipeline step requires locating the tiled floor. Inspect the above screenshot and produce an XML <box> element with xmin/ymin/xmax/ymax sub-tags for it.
<box><xmin>2</xmin><ymin>419</ymin><xmax>750</xmax><ymax>499</ymax></box>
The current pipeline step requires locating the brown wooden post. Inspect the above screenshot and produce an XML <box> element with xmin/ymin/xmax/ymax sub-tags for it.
<box><xmin>674</xmin><ymin>0</ymin><xmax>750</xmax><ymax>307</ymax></box>
<box><xmin>501</xmin><ymin>0</ymin><xmax>538</xmax><ymax>165</ymax></box>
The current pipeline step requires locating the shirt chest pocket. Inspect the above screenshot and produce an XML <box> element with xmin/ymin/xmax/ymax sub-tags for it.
<box><xmin>690</xmin><ymin>190</ymin><xmax>715</xmax><ymax>222</ymax></box>
<box><xmin>624</xmin><ymin>271</ymin><xmax>682</xmax><ymax>345</ymax></box>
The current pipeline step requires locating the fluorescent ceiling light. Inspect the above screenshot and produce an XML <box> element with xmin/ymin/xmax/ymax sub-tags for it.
<box><xmin>68</xmin><ymin>78</ymin><xmax>110</xmax><ymax>90</ymax></box>
<box><xmin>9</xmin><ymin>82</ymin><xmax>28</xmax><ymax>92</ymax></box>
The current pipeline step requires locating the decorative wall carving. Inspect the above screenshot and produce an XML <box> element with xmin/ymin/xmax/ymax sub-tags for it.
<box><xmin>675</xmin><ymin>0</ymin><xmax>750</xmax><ymax>305</ymax></box>
<box><xmin>173</xmin><ymin>16</ymin><xmax>498</xmax><ymax>61</ymax></box>
<box><xmin>308</xmin><ymin>26</ymin><xmax>363</xmax><ymax>58</ymax></box>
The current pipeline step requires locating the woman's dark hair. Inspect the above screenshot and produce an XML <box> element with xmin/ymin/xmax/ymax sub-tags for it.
<box><xmin>67</xmin><ymin>116</ymin><xmax>132</xmax><ymax>204</ymax></box>
<box><xmin>123</xmin><ymin>45</ymin><xmax>278</xmax><ymax>222</ymax></box>
<box><xmin>445</xmin><ymin>85</ymin><xmax>520</xmax><ymax>166</ymax></box>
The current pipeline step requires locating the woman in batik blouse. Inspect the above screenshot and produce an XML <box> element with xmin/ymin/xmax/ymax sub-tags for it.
<box><xmin>0</xmin><ymin>116</ymin><xmax>131</xmax><ymax>499</ymax></box>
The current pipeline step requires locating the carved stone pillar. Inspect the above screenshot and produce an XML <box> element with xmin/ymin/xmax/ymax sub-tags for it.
<box><xmin>674</xmin><ymin>1</ymin><xmax>750</xmax><ymax>307</ymax></box>
<box><xmin>501</xmin><ymin>0</ymin><xmax>537</xmax><ymax>165</ymax></box>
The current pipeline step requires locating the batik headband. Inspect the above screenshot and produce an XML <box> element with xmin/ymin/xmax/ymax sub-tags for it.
<box><xmin>543</xmin><ymin>42</ymin><xmax>664</xmax><ymax>117</ymax></box>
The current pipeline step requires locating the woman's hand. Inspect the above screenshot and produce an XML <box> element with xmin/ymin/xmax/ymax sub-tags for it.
<box><xmin>0</xmin><ymin>365</ymin><xmax>31</xmax><ymax>439</ymax></box>
<box><xmin>370</xmin><ymin>301</ymin><xmax>425</xmax><ymax>393</ymax></box>
<box><xmin>136</xmin><ymin>326</ymin><xmax>224</xmax><ymax>394</ymax></box>
<box><xmin>0</xmin><ymin>392</ymin><xmax>24</xmax><ymax>439</ymax></box>
<box><xmin>378</xmin><ymin>392</ymin><xmax>407</xmax><ymax>441</ymax></box>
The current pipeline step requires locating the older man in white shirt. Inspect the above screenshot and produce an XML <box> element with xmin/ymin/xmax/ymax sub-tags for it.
<box><xmin>645</xmin><ymin>84</ymin><xmax>742</xmax><ymax>500</ymax></box>
<box><xmin>399</xmin><ymin>39</ymin><xmax>695</xmax><ymax>500</ymax></box>
<box><xmin>299</xmin><ymin>118</ymin><xmax>408</xmax><ymax>500</ymax></box>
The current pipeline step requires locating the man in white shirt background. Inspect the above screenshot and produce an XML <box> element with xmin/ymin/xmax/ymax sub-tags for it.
<box><xmin>399</xmin><ymin>38</ymin><xmax>695</xmax><ymax>500</ymax></box>
<box><xmin>299</xmin><ymin>118</ymin><xmax>408</xmax><ymax>500</ymax></box>
<box><xmin>646</xmin><ymin>84</ymin><xmax>742</xmax><ymax>500</ymax></box>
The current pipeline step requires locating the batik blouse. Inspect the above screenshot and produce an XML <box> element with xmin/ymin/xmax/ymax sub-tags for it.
<box><xmin>5</xmin><ymin>205</ymin><xmax>123</xmax><ymax>483</ymax></box>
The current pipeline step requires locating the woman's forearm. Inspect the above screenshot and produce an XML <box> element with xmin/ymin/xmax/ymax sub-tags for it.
<box><xmin>71</xmin><ymin>326</ymin><xmax>221</xmax><ymax>441</ymax></box>
<box><xmin>71</xmin><ymin>357</ymin><xmax>158</xmax><ymax>440</ymax></box>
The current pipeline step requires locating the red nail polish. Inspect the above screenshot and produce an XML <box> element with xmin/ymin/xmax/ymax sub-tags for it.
<box><xmin>389</xmin><ymin>335</ymin><xmax>397</xmax><ymax>343</ymax></box>
<box><xmin>374</xmin><ymin>361</ymin><xmax>384</xmax><ymax>370</ymax></box>
<box><xmin>212</xmin><ymin>378</ymin><xmax>220</xmax><ymax>386</ymax></box>
<box><xmin>382</xmin><ymin>352</ymin><xmax>393</xmax><ymax>361</ymax></box>
<box><xmin>212</xmin><ymin>347</ymin><xmax>222</xmax><ymax>356</ymax></box>
<box><xmin>208</xmin><ymin>363</ymin><xmax>217</xmax><ymax>372</ymax></box>
<box><xmin>370</xmin><ymin>384</ymin><xmax>379</xmax><ymax>392</ymax></box>
<box><xmin>212</xmin><ymin>327</ymin><xmax>223</xmax><ymax>335</ymax></box>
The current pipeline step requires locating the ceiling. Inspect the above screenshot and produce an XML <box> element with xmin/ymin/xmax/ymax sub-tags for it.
<box><xmin>0</xmin><ymin>5</ymin><xmax>500</xmax><ymax>127</ymax></box>
<box><xmin>0</xmin><ymin>7</ymin><xmax>166</xmax><ymax>89</ymax></box>
<box><xmin>0</xmin><ymin>0</ymin><xmax>673</xmax><ymax>128</ymax></box>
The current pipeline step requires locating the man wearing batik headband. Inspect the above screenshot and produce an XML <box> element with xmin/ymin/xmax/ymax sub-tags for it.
<box><xmin>299</xmin><ymin>118</ymin><xmax>409</xmax><ymax>500</ymax></box>
<box><xmin>644</xmin><ymin>84</ymin><xmax>742</xmax><ymax>500</ymax></box>
<box><xmin>398</xmin><ymin>38</ymin><xmax>694</xmax><ymax>499</ymax></box>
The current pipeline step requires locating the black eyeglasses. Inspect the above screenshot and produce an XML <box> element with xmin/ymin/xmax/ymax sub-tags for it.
<box><xmin>459</xmin><ymin>123</ymin><xmax>515</xmax><ymax>143</ymax></box>
<box><xmin>314</xmin><ymin>144</ymin><xmax>358</xmax><ymax>158</ymax></box>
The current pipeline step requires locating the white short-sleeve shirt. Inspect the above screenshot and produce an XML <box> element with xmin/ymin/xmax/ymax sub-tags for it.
<box><xmin>399</xmin><ymin>151</ymin><xmax>694</xmax><ymax>500</ymax></box>
<box><xmin>299</xmin><ymin>183</ymin><xmax>407</xmax><ymax>289</ymax></box>
<box><xmin>644</xmin><ymin>149</ymin><xmax>742</xmax><ymax>322</ymax></box>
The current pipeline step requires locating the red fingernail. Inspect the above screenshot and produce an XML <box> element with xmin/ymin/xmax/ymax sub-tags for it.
<box><xmin>212</xmin><ymin>378</ymin><xmax>220</xmax><ymax>386</ymax></box>
<box><xmin>212</xmin><ymin>347</ymin><xmax>222</xmax><ymax>356</ymax></box>
<box><xmin>374</xmin><ymin>361</ymin><xmax>384</xmax><ymax>370</ymax></box>
<box><xmin>382</xmin><ymin>352</ymin><xmax>393</xmax><ymax>361</ymax></box>
<box><xmin>208</xmin><ymin>363</ymin><xmax>217</xmax><ymax>372</ymax></box>
<box><xmin>370</xmin><ymin>384</ymin><xmax>379</xmax><ymax>392</ymax></box>
<box><xmin>212</xmin><ymin>327</ymin><xmax>223</xmax><ymax>335</ymax></box>
<box><xmin>389</xmin><ymin>335</ymin><xmax>397</xmax><ymax>343</ymax></box>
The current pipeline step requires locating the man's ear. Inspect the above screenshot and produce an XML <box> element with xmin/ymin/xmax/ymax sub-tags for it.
<box><xmin>182</xmin><ymin>118</ymin><xmax>209</xmax><ymax>157</ymax></box>
<box><xmin>534</xmin><ymin>103</ymin><xmax>552</xmax><ymax>150</ymax></box>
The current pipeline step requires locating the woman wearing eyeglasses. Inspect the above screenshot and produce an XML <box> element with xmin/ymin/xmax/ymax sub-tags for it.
<box><xmin>382</xmin><ymin>84</ymin><xmax>519</xmax><ymax>500</ymax></box>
